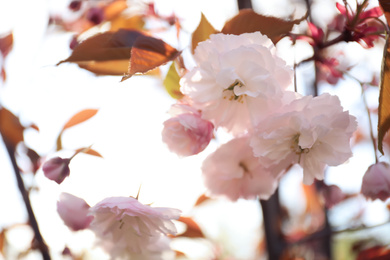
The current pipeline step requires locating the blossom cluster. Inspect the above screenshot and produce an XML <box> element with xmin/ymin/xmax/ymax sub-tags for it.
<box><xmin>162</xmin><ymin>32</ymin><xmax>357</xmax><ymax>201</ymax></box>
<box><xmin>57</xmin><ymin>193</ymin><xmax>181</xmax><ymax>259</ymax></box>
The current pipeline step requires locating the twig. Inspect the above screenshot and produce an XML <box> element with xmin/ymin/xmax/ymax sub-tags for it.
<box><xmin>0</xmin><ymin>135</ymin><xmax>51</xmax><ymax>260</ymax></box>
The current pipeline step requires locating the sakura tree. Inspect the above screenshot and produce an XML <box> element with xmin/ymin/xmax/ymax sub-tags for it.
<box><xmin>1</xmin><ymin>0</ymin><xmax>390</xmax><ymax>259</ymax></box>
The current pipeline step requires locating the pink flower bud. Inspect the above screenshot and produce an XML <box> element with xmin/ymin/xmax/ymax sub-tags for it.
<box><xmin>42</xmin><ymin>157</ymin><xmax>71</xmax><ymax>184</ymax></box>
<box><xmin>361</xmin><ymin>162</ymin><xmax>390</xmax><ymax>201</ymax></box>
<box><xmin>57</xmin><ymin>193</ymin><xmax>93</xmax><ymax>231</ymax></box>
<box><xmin>162</xmin><ymin>105</ymin><xmax>214</xmax><ymax>157</ymax></box>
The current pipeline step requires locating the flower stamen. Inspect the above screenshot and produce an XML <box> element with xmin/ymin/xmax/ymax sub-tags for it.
<box><xmin>223</xmin><ymin>79</ymin><xmax>246</xmax><ymax>103</ymax></box>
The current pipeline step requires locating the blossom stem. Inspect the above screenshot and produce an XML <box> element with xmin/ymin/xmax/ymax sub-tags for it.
<box><xmin>361</xmin><ymin>84</ymin><xmax>379</xmax><ymax>163</ymax></box>
<box><xmin>237</xmin><ymin>0</ymin><xmax>252</xmax><ymax>10</ymax></box>
<box><xmin>0</xmin><ymin>134</ymin><xmax>51</xmax><ymax>260</ymax></box>
<box><xmin>345</xmin><ymin>73</ymin><xmax>379</xmax><ymax>163</ymax></box>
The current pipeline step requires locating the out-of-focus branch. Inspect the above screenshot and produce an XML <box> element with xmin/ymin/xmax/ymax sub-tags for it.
<box><xmin>237</xmin><ymin>0</ymin><xmax>252</xmax><ymax>10</ymax></box>
<box><xmin>260</xmin><ymin>191</ymin><xmax>285</xmax><ymax>260</ymax></box>
<box><xmin>0</xmin><ymin>135</ymin><xmax>51</xmax><ymax>260</ymax></box>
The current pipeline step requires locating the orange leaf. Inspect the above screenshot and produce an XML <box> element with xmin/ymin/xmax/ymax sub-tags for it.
<box><xmin>0</xmin><ymin>108</ymin><xmax>24</xmax><ymax>148</ymax></box>
<box><xmin>103</xmin><ymin>0</ymin><xmax>128</xmax><ymax>21</ymax></box>
<box><xmin>377</xmin><ymin>1</ymin><xmax>390</xmax><ymax>154</ymax></box>
<box><xmin>121</xmin><ymin>35</ymin><xmax>181</xmax><ymax>81</ymax></box>
<box><xmin>110</xmin><ymin>15</ymin><xmax>145</xmax><ymax>31</ymax></box>
<box><xmin>57</xmin><ymin>29</ymin><xmax>144</xmax><ymax>75</ymax></box>
<box><xmin>62</xmin><ymin>109</ymin><xmax>98</xmax><ymax>130</ymax></box>
<box><xmin>222</xmin><ymin>9</ymin><xmax>305</xmax><ymax>44</ymax></box>
<box><xmin>176</xmin><ymin>216</ymin><xmax>205</xmax><ymax>238</ymax></box>
<box><xmin>194</xmin><ymin>193</ymin><xmax>211</xmax><ymax>206</ymax></box>
<box><xmin>0</xmin><ymin>229</ymin><xmax>5</xmax><ymax>257</ymax></box>
<box><xmin>0</xmin><ymin>32</ymin><xmax>13</xmax><ymax>57</ymax></box>
<box><xmin>191</xmin><ymin>13</ymin><xmax>218</xmax><ymax>53</ymax></box>
<box><xmin>75</xmin><ymin>147</ymin><xmax>103</xmax><ymax>158</ymax></box>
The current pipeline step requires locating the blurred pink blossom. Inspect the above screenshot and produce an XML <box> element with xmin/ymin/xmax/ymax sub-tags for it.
<box><xmin>162</xmin><ymin>103</ymin><xmax>214</xmax><ymax>156</ymax></box>
<box><xmin>57</xmin><ymin>193</ymin><xmax>93</xmax><ymax>231</ymax></box>
<box><xmin>316</xmin><ymin>57</ymin><xmax>344</xmax><ymax>85</ymax></box>
<box><xmin>321</xmin><ymin>184</ymin><xmax>345</xmax><ymax>209</ymax></box>
<box><xmin>331</xmin><ymin>2</ymin><xmax>384</xmax><ymax>48</ymax></box>
<box><xmin>88</xmin><ymin>196</ymin><xmax>181</xmax><ymax>258</ymax></box>
<box><xmin>202</xmin><ymin>136</ymin><xmax>280</xmax><ymax>201</ymax></box>
<box><xmin>361</xmin><ymin>162</ymin><xmax>390</xmax><ymax>201</ymax></box>
<box><xmin>180</xmin><ymin>32</ymin><xmax>293</xmax><ymax>135</ymax></box>
<box><xmin>250</xmin><ymin>93</ymin><xmax>357</xmax><ymax>185</ymax></box>
<box><xmin>42</xmin><ymin>157</ymin><xmax>71</xmax><ymax>184</ymax></box>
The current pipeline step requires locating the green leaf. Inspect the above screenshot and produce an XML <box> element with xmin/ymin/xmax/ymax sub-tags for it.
<box><xmin>221</xmin><ymin>9</ymin><xmax>306</xmax><ymax>44</ymax></box>
<box><xmin>191</xmin><ymin>13</ymin><xmax>218</xmax><ymax>53</ymax></box>
<box><xmin>163</xmin><ymin>62</ymin><xmax>183</xmax><ymax>99</ymax></box>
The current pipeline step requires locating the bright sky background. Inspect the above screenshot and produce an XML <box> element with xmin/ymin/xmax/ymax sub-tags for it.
<box><xmin>0</xmin><ymin>0</ymin><xmax>389</xmax><ymax>259</ymax></box>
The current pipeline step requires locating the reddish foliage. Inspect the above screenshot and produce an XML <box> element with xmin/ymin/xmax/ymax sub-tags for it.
<box><xmin>357</xmin><ymin>246</ymin><xmax>390</xmax><ymax>260</ymax></box>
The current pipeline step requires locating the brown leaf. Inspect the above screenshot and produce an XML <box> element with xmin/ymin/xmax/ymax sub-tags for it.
<box><xmin>378</xmin><ymin>1</ymin><xmax>390</xmax><ymax>154</ymax></box>
<box><xmin>0</xmin><ymin>32</ymin><xmax>13</xmax><ymax>57</ymax></box>
<box><xmin>57</xmin><ymin>29</ymin><xmax>144</xmax><ymax>75</ymax></box>
<box><xmin>62</xmin><ymin>109</ymin><xmax>98</xmax><ymax>130</ymax></box>
<box><xmin>75</xmin><ymin>147</ymin><xmax>103</xmax><ymax>158</ymax></box>
<box><xmin>221</xmin><ymin>9</ymin><xmax>305</xmax><ymax>44</ymax></box>
<box><xmin>0</xmin><ymin>108</ymin><xmax>24</xmax><ymax>148</ymax></box>
<box><xmin>176</xmin><ymin>216</ymin><xmax>205</xmax><ymax>238</ymax></box>
<box><xmin>121</xmin><ymin>35</ymin><xmax>181</xmax><ymax>80</ymax></box>
<box><xmin>191</xmin><ymin>13</ymin><xmax>218</xmax><ymax>53</ymax></box>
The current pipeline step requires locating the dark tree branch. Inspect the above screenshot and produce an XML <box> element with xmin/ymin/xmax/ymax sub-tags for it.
<box><xmin>237</xmin><ymin>0</ymin><xmax>252</xmax><ymax>10</ymax></box>
<box><xmin>260</xmin><ymin>190</ymin><xmax>286</xmax><ymax>260</ymax></box>
<box><xmin>1</xmin><ymin>136</ymin><xmax>51</xmax><ymax>260</ymax></box>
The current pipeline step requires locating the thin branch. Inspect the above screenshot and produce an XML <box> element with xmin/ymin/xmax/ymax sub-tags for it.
<box><xmin>1</xmin><ymin>136</ymin><xmax>51</xmax><ymax>260</ymax></box>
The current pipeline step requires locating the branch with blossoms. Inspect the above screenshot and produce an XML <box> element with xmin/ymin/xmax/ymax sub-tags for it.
<box><xmin>3</xmin><ymin>0</ymin><xmax>390</xmax><ymax>259</ymax></box>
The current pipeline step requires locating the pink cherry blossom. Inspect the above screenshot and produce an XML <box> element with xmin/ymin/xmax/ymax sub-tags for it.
<box><xmin>57</xmin><ymin>192</ymin><xmax>93</xmax><ymax>231</ymax></box>
<box><xmin>361</xmin><ymin>162</ymin><xmax>390</xmax><ymax>201</ymax></box>
<box><xmin>88</xmin><ymin>196</ymin><xmax>181</xmax><ymax>258</ymax></box>
<box><xmin>180</xmin><ymin>32</ymin><xmax>293</xmax><ymax>135</ymax></box>
<box><xmin>42</xmin><ymin>157</ymin><xmax>71</xmax><ymax>184</ymax></box>
<box><xmin>202</xmin><ymin>135</ymin><xmax>280</xmax><ymax>201</ymax></box>
<box><xmin>162</xmin><ymin>103</ymin><xmax>214</xmax><ymax>156</ymax></box>
<box><xmin>250</xmin><ymin>93</ymin><xmax>357</xmax><ymax>185</ymax></box>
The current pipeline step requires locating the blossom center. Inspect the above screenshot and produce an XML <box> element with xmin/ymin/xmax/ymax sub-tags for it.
<box><xmin>291</xmin><ymin>134</ymin><xmax>310</xmax><ymax>159</ymax></box>
<box><xmin>239</xmin><ymin>161</ymin><xmax>252</xmax><ymax>178</ymax></box>
<box><xmin>223</xmin><ymin>79</ymin><xmax>246</xmax><ymax>103</ymax></box>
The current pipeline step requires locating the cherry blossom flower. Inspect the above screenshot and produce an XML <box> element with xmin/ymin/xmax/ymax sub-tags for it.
<box><xmin>57</xmin><ymin>193</ymin><xmax>93</xmax><ymax>231</ymax></box>
<box><xmin>202</xmin><ymin>136</ymin><xmax>280</xmax><ymax>201</ymax></box>
<box><xmin>250</xmin><ymin>93</ymin><xmax>357</xmax><ymax>185</ymax></box>
<box><xmin>162</xmin><ymin>103</ymin><xmax>214</xmax><ymax>156</ymax></box>
<box><xmin>42</xmin><ymin>157</ymin><xmax>71</xmax><ymax>184</ymax></box>
<box><xmin>88</xmin><ymin>196</ymin><xmax>181</xmax><ymax>259</ymax></box>
<box><xmin>180</xmin><ymin>32</ymin><xmax>293</xmax><ymax>135</ymax></box>
<box><xmin>361</xmin><ymin>162</ymin><xmax>390</xmax><ymax>201</ymax></box>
